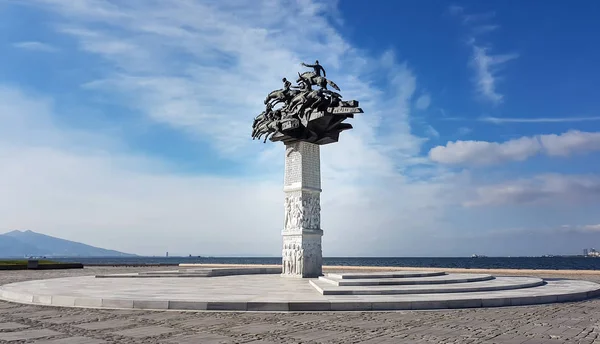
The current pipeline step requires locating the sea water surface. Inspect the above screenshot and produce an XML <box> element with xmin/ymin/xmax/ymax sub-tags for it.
<box><xmin>51</xmin><ymin>256</ymin><xmax>600</xmax><ymax>270</ymax></box>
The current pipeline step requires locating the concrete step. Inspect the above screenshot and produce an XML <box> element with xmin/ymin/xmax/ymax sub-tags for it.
<box><xmin>310</xmin><ymin>276</ymin><xmax>544</xmax><ymax>295</ymax></box>
<box><xmin>318</xmin><ymin>273</ymin><xmax>494</xmax><ymax>286</ymax></box>
<box><xmin>326</xmin><ymin>271</ymin><xmax>446</xmax><ymax>279</ymax></box>
<box><xmin>96</xmin><ymin>267</ymin><xmax>281</xmax><ymax>278</ymax></box>
<box><xmin>4</xmin><ymin>273</ymin><xmax>600</xmax><ymax>312</ymax></box>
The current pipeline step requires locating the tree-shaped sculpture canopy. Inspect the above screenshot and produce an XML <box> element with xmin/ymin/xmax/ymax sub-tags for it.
<box><xmin>251</xmin><ymin>60</ymin><xmax>363</xmax><ymax>146</ymax></box>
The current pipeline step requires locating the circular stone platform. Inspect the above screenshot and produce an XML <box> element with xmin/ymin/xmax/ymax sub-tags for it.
<box><xmin>1</xmin><ymin>269</ymin><xmax>599</xmax><ymax>312</ymax></box>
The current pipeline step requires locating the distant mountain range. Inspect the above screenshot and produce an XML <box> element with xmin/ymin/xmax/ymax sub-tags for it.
<box><xmin>0</xmin><ymin>230</ymin><xmax>136</xmax><ymax>258</ymax></box>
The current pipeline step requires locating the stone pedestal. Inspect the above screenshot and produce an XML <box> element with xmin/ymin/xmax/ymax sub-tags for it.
<box><xmin>281</xmin><ymin>141</ymin><xmax>323</xmax><ymax>278</ymax></box>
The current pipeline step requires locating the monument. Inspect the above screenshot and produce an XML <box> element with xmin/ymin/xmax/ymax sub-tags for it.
<box><xmin>252</xmin><ymin>60</ymin><xmax>363</xmax><ymax>277</ymax></box>
<box><xmin>2</xmin><ymin>62</ymin><xmax>600</xmax><ymax>313</ymax></box>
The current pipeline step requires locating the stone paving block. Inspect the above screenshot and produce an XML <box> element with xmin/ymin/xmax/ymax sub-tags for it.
<box><xmin>135</xmin><ymin>311</ymin><xmax>187</xmax><ymax>322</ymax></box>
<box><xmin>39</xmin><ymin>315</ymin><xmax>88</xmax><ymax>324</ymax></box>
<box><xmin>33</xmin><ymin>295</ymin><xmax>52</xmax><ymax>305</ymax></box>
<box><xmin>0</xmin><ymin>302</ymin><xmax>17</xmax><ymax>309</ymax></box>
<box><xmin>32</xmin><ymin>336</ymin><xmax>107</xmax><ymax>344</ymax></box>
<box><xmin>409</xmin><ymin>301</ymin><xmax>447</xmax><ymax>310</ymax></box>
<box><xmin>347</xmin><ymin>335</ymin><xmax>398</xmax><ymax>344</ymax></box>
<box><xmin>74</xmin><ymin>298</ymin><xmax>103</xmax><ymax>307</ymax></box>
<box><xmin>246</xmin><ymin>302</ymin><xmax>289</xmax><ymax>311</ymax></box>
<box><xmin>481</xmin><ymin>297</ymin><xmax>511</xmax><ymax>307</ymax></box>
<box><xmin>113</xmin><ymin>325</ymin><xmax>177</xmax><ymax>338</ymax></box>
<box><xmin>228</xmin><ymin>323</ymin><xmax>277</xmax><ymax>335</ymax></box>
<box><xmin>162</xmin><ymin>333</ymin><xmax>236</xmax><ymax>344</ymax></box>
<box><xmin>101</xmin><ymin>299</ymin><xmax>134</xmax><ymax>308</ymax></box>
<box><xmin>206</xmin><ymin>302</ymin><xmax>247</xmax><ymax>311</ymax></box>
<box><xmin>51</xmin><ymin>295</ymin><xmax>75</xmax><ymax>306</ymax></box>
<box><xmin>176</xmin><ymin>317</ymin><xmax>232</xmax><ymax>328</ymax></box>
<box><xmin>74</xmin><ymin>319</ymin><xmax>134</xmax><ymax>330</ymax></box>
<box><xmin>0</xmin><ymin>322</ymin><xmax>28</xmax><ymax>330</ymax></box>
<box><xmin>285</xmin><ymin>329</ymin><xmax>346</xmax><ymax>341</ymax></box>
<box><xmin>343</xmin><ymin>320</ymin><xmax>385</xmax><ymax>329</ymax></box>
<box><xmin>446</xmin><ymin>299</ymin><xmax>482</xmax><ymax>308</ymax></box>
<box><xmin>133</xmin><ymin>300</ymin><xmax>169</xmax><ymax>310</ymax></box>
<box><xmin>168</xmin><ymin>300</ymin><xmax>207</xmax><ymax>310</ymax></box>
<box><xmin>10</xmin><ymin>310</ymin><xmax>59</xmax><ymax>319</ymax></box>
<box><xmin>288</xmin><ymin>301</ymin><xmax>330</xmax><ymax>311</ymax></box>
<box><xmin>330</xmin><ymin>301</ymin><xmax>373</xmax><ymax>311</ymax></box>
<box><xmin>0</xmin><ymin>329</ymin><xmax>62</xmax><ymax>341</ymax></box>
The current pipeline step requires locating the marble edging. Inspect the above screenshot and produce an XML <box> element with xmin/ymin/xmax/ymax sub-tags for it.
<box><xmin>2</xmin><ymin>286</ymin><xmax>600</xmax><ymax>312</ymax></box>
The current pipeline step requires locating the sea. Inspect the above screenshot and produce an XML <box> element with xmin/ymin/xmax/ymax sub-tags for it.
<box><xmin>49</xmin><ymin>256</ymin><xmax>600</xmax><ymax>271</ymax></box>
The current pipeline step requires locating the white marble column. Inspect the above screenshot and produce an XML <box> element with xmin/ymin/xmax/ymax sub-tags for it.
<box><xmin>281</xmin><ymin>141</ymin><xmax>323</xmax><ymax>278</ymax></box>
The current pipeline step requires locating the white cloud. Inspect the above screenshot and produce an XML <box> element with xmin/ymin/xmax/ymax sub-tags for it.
<box><xmin>425</xmin><ymin>125</ymin><xmax>440</xmax><ymax>138</ymax></box>
<box><xmin>25</xmin><ymin>0</ymin><xmax>430</xmax><ymax>163</ymax></box>
<box><xmin>429</xmin><ymin>130</ymin><xmax>600</xmax><ymax>166</ymax></box>
<box><xmin>447</xmin><ymin>5</ymin><xmax>464</xmax><ymax>16</ymax></box>
<box><xmin>12</xmin><ymin>41</ymin><xmax>58</xmax><ymax>52</ymax></box>
<box><xmin>429</xmin><ymin>136</ymin><xmax>540</xmax><ymax>166</ymax></box>
<box><xmin>480</xmin><ymin>116</ymin><xmax>600</xmax><ymax>124</ymax></box>
<box><xmin>5</xmin><ymin>1</ymin><xmax>598</xmax><ymax>257</ymax></box>
<box><xmin>462</xmin><ymin>12</ymin><xmax>496</xmax><ymax>24</ymax></box>
<box><xmin>415</xmin><ymin>94</ymin><xmax>431</xmax><ymax>110</ymax></box>
<box><xmin>561</xmin><ymin>224</ymin><xmax>600</xmax><ymax>233</ymax></box>
<box><xmin>470</xmin><ymin>45</ymin><xmax>518</xmax><ymax>104</ymax></box>
<box><xmin>583</xmin><ymin>224</ymin><xmax>600</xmax><ymax>232</ymax></box>
<box><xmin>472</xmin><ymin>25</ymin><xmax>499</xmax><ymax>35</ymax></box>
<box><xmin>450</xmin><ymin>7</ymin><xmax>517</xmax><ymax>104</ymax></box>
<box><xmin>456</xmin><ymin>127</ymin><xmax>472</xmax><ymax>136</ymax></box>
<box><xmin>0</xmin><ymin>86</ymin><xmax>458</xmax><ymax>256</ymax></box>
<box><xmin>464</xmin><ymin>174</ymin><xmax>600</xmax><ymax>207</ymax></box>
<box><xmin>0</xmin><ymin>1</ymin><xmax>458</xmax><ymax>256</ymax></box>
<box><xmin>540</xmin><ymin>131</ymin><xmax>600</xmax><ymax>156</ymax></box>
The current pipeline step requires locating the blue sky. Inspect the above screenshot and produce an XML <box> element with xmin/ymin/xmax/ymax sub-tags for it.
<box><xmin>1</xmin><ymin>0</ymin><xmax>600</xmax><ymax>256</ymax></box>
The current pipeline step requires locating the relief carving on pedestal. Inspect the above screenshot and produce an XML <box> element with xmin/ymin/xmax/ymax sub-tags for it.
<box><xmin>284</xmin><ymin>195</ymin><xmax>301</xmax><ymax>231</ymax></box>
<box><xmin>302</xmin><ymin>194</ymin><xmax>320</xmax><ymax>230</ymax></box>
<box><xmin>281</xmin><ymin>243</ymin><xmax>304</xmax><ymax>275</ymax></box>
<box><xmin>284</xmin><ymin>194</ymin><xmax>320</xmax><ymax>231</ymax></box>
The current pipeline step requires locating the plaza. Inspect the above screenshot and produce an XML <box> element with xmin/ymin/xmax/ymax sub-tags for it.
<box><xmin>1</xmin><ymin>266</ymin><xmax>600</xmax><ymax>343</ymax></box>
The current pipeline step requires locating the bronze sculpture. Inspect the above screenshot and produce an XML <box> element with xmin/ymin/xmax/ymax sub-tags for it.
<box><xmin>252</xmin><ymin>60</ymin><xmax>363</xmax><ymax>145</ymax></box>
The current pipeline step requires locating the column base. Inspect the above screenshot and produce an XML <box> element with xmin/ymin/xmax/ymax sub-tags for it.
<box><xmin>281</xmin><ymin>231</ymin><xmax>323</xmax><ymax>278</ymax></box>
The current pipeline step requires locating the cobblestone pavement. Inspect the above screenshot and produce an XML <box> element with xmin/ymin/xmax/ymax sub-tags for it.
<box><xmin>1</xmin><ymin>267</ymin><xmax>600</xmax><ymax>343</ymax></box>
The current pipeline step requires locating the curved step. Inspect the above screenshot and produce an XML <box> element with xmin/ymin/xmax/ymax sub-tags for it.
<box><xmin>327</xmin><ymin>271</ymin><xmax>446</xmax><ymax>279</ymax></box>
<box><xmin>96</xmin><ymin>267</ymin><xmax>282</xmax><ymax>278</ymax></box>
<box><xmin>310</xmin><ymin>277</ymin><xmax>544</xmax><ymax>295</ymax></box>
<box><xmin>2</xmin><ymin>274</ymin><xmax>599</xmax><ymax>311</ymax></box>
<box><xmin>319</xmin><ymin>273</ymin><xmax>494</xmax><ymax>286</ymax></box>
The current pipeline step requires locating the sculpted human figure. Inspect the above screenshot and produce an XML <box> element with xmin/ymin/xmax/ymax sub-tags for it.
<box><xmin>282</xmin><ymin>77</ymin><xmax>292</xmax><ymax>91</ymax></box>
<box><xmin>252</xmin><ymin>103</ymin><xmax>273</xmax><ymax>135</ymax></box>
<box><xmin>284</xmin><ymin>197</ymin><xmax>291</xmax><ymax>230</ymax></box>
<box><xmin>290</xmin><ymin>244</ymin><xmax>296</xmax><ymax>274</ymax></box>
<box><xmin>306</xmin><ymin>198</ymin><xmax>314</xmax><ymax>229</ymax></box>
<box><xmin>297</xmin><ymin>249</ymin><xmax>304</xmax><ymax>275</ymax></box>
<box><xmin>291</xmin><ymin>196</ymin><xmax>300</xmax><ymax>228</ymax></box>
<box><xmin>294</xmin><ymin>197</ymin><xmax>303</xmax><ymax>229</ymax></box>
<box><xmin>289</xmin><ymin>75</ymin><xmax>318</xmax><ymax>115</ymax></box>
<box><xmin>286</xmin><ymin>244</ymin><xmax>291</xmax><ymax>274</ymax></box>
<box><xmin>302</xmin><ymin>60</ymin><xmax>326</xmax><ymax>77</ymax></box>
<box><xmin>283</xmin><ymin>248</ymin><xmax>287</xmax><ymax>274</ymax></box>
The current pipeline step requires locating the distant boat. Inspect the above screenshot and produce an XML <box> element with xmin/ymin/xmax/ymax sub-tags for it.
<box><xmin>471</xmin><ymin>254</ymin><xmax>487</xmax><ymax>258</ymax></box>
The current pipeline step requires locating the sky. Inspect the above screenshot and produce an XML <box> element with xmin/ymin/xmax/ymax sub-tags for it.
<box><xmin>1</xmin><ymin>0</ymin><xmax>600</xmax><ymax>257</ymax></box>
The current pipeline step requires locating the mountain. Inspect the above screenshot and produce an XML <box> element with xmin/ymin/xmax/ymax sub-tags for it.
<box><xmin>0</xmin><ymin>235</ymin><xmax>43</xmax><ymax>257</ymax></box>
<box><xmin>0</xmin><ymin>230</ymin><xmax>136</xmax><ymax>258</ymax></box>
